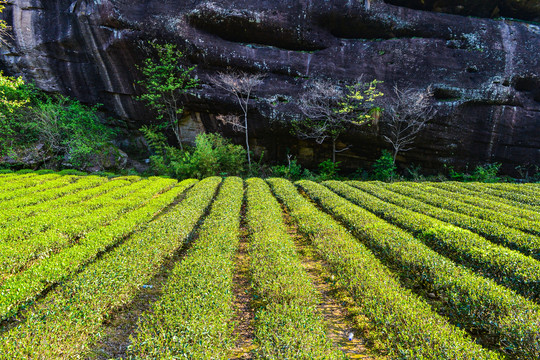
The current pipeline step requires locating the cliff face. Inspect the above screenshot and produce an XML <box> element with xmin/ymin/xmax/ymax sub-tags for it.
<box><xmin>1</xmin><ymin>0</ymin><xmax>539</xmax><ymax>173</ymax></box>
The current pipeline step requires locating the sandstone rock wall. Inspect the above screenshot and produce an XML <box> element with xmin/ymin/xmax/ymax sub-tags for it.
<box><xmin>0</xmin><ymin>0</ymin><xmax>538</xmax><ymax>174</ymax></box>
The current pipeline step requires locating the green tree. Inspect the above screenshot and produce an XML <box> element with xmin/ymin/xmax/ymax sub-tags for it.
<box><xmin>0</xmin><ymin>73</ymin><xmax>31</xmax><ymax>146</ymax></box>
<box><xmin>293</xmin><ymin>78</ymin><xmax>383</xmax><ymax>163</ymax></box>
<box><xmin>137</xmin><ymin>42</ymin><xmax>199</xmax><ymax>151</ymax></box>
<box><xmin>0</xmin><ymin>1</ymin><xmax>28</xmax><ymax>149</ymax></box>
<box><xmin>0</xmin><ymin>0</ymin><xmax>10</xmax><ymax>46</ymax></box>
<box><xmin>372</xmin><ymin>150</ymin><xmax>397</xmax><ymax>181</ymax></box>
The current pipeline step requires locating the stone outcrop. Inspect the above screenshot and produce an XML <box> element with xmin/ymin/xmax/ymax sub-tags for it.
<box><xmin>0</xmin><ymin>0</ymin><xmax>539</xmax><ymax>174</ymax></box>
<box><xmin>386</xmin><ymin>0</ymin><xmax>540</xmax><ymax>22</ymax></box>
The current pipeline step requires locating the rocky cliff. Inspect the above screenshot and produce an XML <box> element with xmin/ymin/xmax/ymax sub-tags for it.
<box><xmin>1</xmin><ymin>0</ymin><xmax>539</xmax><ymax>174</ymax></box>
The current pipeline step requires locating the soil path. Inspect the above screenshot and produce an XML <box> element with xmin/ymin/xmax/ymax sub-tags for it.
<box><xmin>283</xmin><ymin>210</ymin><xmax>374</xmax><ymax>360</ymax></box>
<box><xmin>230</xmin><ymin>203</ymin><xmax>256</xmax><ymax>359</ymax></box>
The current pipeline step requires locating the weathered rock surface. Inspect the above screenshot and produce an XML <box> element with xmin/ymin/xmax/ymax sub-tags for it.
<box><xmin>0</xmin><ymin>0</ymin><xmax>539</xmax><ymax>174</ymax></box>
<box><xmin>386</xmin><ymin>0</ymin><xmax>540</xmax><ymax>22</ymax></box>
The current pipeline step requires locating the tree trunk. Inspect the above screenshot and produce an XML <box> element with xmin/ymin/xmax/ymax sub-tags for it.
<box><xmin>244</xmin><ymin>112</ymin><xmax>251</xmax><ymax>170</ymax></box>
<box><xmin>174</xmin><ymin>123</ymin><xmax>184</xmax><ymax>151</ymax></box>
<box><xmin>171</xmin><ymin>112</ymin><xmax>184</xmax><ymax>151</ymax></box>
<box><xmin>393</xmin><ymin>148</ymin><xmax>398</xmax><ymax>165</ymax></box>
<box><xmin>332</xmin><ymin>139</ymin><xmax>336</xmax><ymax>164</ymax></box>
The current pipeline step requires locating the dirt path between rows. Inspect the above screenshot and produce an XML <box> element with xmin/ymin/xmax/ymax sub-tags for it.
<box><xmin>283</xmin><ymin>210</ymin><xmax>374</xmax><ymax>360</ymax></box>
<box><xmin>230</xmin><ymin>203</ymin><xmax>256</xmax><ymax>359</ymax></box>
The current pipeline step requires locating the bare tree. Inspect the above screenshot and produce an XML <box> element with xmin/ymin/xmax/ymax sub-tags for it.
<box><xmin>383</xmin><ymin>85</ymin><xmax>435</xmax><ymax>164</ymax></box>
<box><xmin>294</xmin><ymin>78</ymin><xmax>383</xmax><ymax>163</ymax></box>
<box><xmin>211</xmin><ymin>71</ymin><xmax>264</xmax><ymax>170</ymax></box>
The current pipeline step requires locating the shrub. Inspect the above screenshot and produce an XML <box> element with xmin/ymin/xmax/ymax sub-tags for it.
<box><xmin>300</xmin><ymin>180</ymin><xmax>540</xmax><ymax>359</ymax></box>
<box><xmin>143</xmin><ymin>129</ymin><xmax>246</xmax><ymax>179</ymax></box>
<box><xmin>472</xmin><ymin>163</ymin><xmax>501</xmax><ymax>182</ymax></box>
<box><xmin>130</xmin><ymin>177</ymin><xmax>241</xmax><ymax>359</ymax></box>
<box><xmin>270</xmin><ymin>157</ymin><xmax>305</xmax><ymax>180</ymax></box>
<box><xmin>268</xmin><ymin>178</ymin><xmax>500</xmax><ymax>360</ymax></box>
<box><xmin>187</xmin><ymin>133</ymin><xmax>246</xmax><ymax>178</ymax></box>
<box><xmin>447</xmin><ymin>163</ymin><xmax>501</xmax><ymax>183</ymax></box>
<box><xmin>405</xmin><ymin>164</ymin><xmax>425</xmax><ymax>181</ymax></box>
<box><xmin>246</xmin><ymin>178</ymin><xmax>340</xmax><ymax>358</ymax></box>
<box><xmin>0</xmin><ymin>73</ymin><xmax>33</xmax><ymax>151</ymax></box>
<box><xmin>515</xmin><ymin>164</ymin><xmax>540</xmax><ymax>182</ymax></box>
<box><xmin>57</xmin><ymin>169</ymin><xmax>87</xmax><ymax>176</ymax></box>
<box><xmin>34</xmin><ymin>169</ymin><xmax>56</xmax><ymax>175</ymax></box>
<box><xmin>318</xmin><ymin>159</ymin><xmax>340</xmax><ymax>180</ymax></box>
<box><xmin>371</xmin><ymin>150</ymin><xmax>397</xmax><ymax>181</ymax></box>
<box><xmin>0</xmin><ymin>75</ymin><xmax>115</xmax><ymax>171</ymax></box>
<box><xmin>28</xmin><ymin>97</ymin><xmax>115</xmax><ymax>169</ymax></box>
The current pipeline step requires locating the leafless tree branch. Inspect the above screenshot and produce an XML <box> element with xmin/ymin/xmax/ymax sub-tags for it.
<box><xmin>383</xmin><ymin>85</ymin><xmax>435</xmax><ymax>164</ymax></box>
<box><xmin>210</xmin><ymin>71</ymin><xmax>264</xmax><ymax>169</ymax></box>
<box><xmin>216</xmin><ymin>114</ymin><xmax>246</xmax><ymax>133</ymax></box>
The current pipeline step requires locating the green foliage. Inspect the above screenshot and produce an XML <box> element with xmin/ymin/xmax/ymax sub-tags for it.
<box><xmin>369</xmin><ymin>181</ymin><xmax>540</xmax><ymax>259</ymax></box>
<box><xmin>293</xmin><ymin>78</ymin><xmax>383</xmax><ymax>163</ymax></box>
<box><xmin>246</xmin><ymin>178</ymin><xmax>342</xmax><ymax>359</ymax></box>
<box><xmin>57</xmin><ymin>169</ymin><xmax>88</xmax><ymax>176</ymax></box>
<box><xmin>515</xmin><ymin>164</ymin><xmax>540</xmax><ymax>182</ymax></box>
<box><xmin>31</xmin><ymin>97</ymin><xmax>115</xmax><ymax>168</ymax></box>
<box><xmin>459</xmin><ymin>181</ymin><xmax>540</xmax><ymax>206</ymax></box>
<box><xmin>269</xmin><ymin>178</ymin><xmax>500</xmax><ymax>360</ymax></box>
<box><xmin>431</xmin><ymin>182</ymin><xmax>540</xmax><ymax>223</ymax></box>
<box><xmin>0</xmin><ymin>176</ymin><xmax>189</xmax><ymax>323</ymax></box>
<box><xmin>318</xmin><ymin>159</ymin><xmax>340</xmax><ymax>180</ymax></box>
<box><xmin>371</xmin><ymin>150</ymin><xmax>397</xmax><ymax>181</ymax></box>
<box><xmin>300</xmin><ymin>180</ymin><xmax>538</xmax><ymax>359</ymax></box>
<box><xmin>0</xmin><ymin>178</ymin><xmax>210</xmax><ymax>357</ymax></box>
<box><xmin>91</xmin><ymin>171</ymin><xmax>120</xmax><ymax>178</ymax></box>
<box><xmin>405</xmin><ymin>164</ymin><xmax>426</xmax><ymax>181</ymax></box>
<box><xmin>472</xmin><ymin>163</ymin><xmax>501</xmax><ymax>182</ymax></box>
<box><xmin>140</xmin><ymin>125</ymin><xmax>167</xmax><ymax>154</ymax></box>
<box><xmin>389</xmin><ymin>182</ymin><xmax>540</xmax><ymax>238</ymax></box>
<box><xmin>0</xmin><ymin>72</ymin><xmax>114</xmax><ymax>170</ymax></box>
<box><xmin>270</xmin><ymin>158</ymin><xmax>342</xmax><ymax>181</ymax></box>
<box><xmin>34</xmin><ymin>169</ymin><xmax>56</xmax><ymax>175</ymax></box>
<box><xmin>143</xmin><ymin>129</ymin><xmax>246</xmax><ymax>179</ymax></box>
<box><xmin>131</xmin><ymin>177</ymin><xmax>240</xmax><ymax>359</ymax></box>
<box><xmin>1</xmin><ymin>171</ymin><xmax>538</xmax><ymax>357</ymax></box>
<box><xmin>338</xmin><ymin>79</ymin><xmax>384</xmax><ymax>125</ymax></box>
<box><xmin>0</xmin><ymin>73</ymin><xmax>33</xmax><ymax>148</ymax></box>
<box><xmin>270</xmin><ymin>157</ymin><xmax>309</xmax><ymax>181</ymax></box>
<box><xmin>447</xmin><ymin>163</ymin><xmax>501</xmax><ymax>183</ymax></box>
<box><xmin>246</xmin><ymin>151</ymin><xmax>273</xmax><ymax>178</ymax></box>
<box><xmin>186</xmin><ymin>133</ymin><xmax>246</xmax><ymax>178</ymax></box>
<box><xmin>136</xmin><ymin>42</ymin><xmax>199</xmax><ymax>149</ymax></box>
<box><xmin>337</xmin><ymin>181</ymin><xmax>540</xmax><ymax>299</ymax></box>
<box><xmin>349</xmin><ymin>167</ymin><xmax>369</xmax><ymax>181</ymax></box>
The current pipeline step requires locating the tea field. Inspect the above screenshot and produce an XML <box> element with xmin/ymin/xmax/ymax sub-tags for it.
<box><xmin>0</xmin><ymin>172</ymin><xmax>538</xmax><ymax>359</ymax></box>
